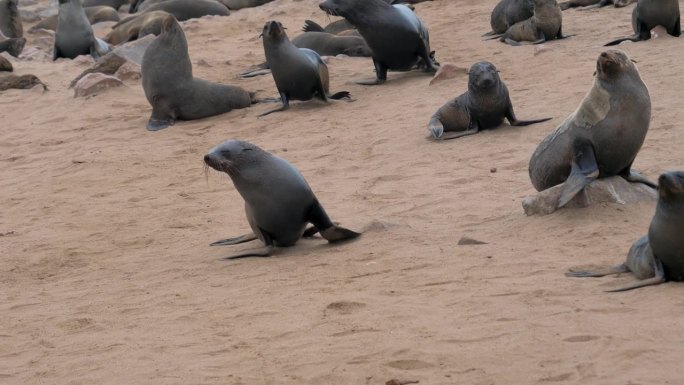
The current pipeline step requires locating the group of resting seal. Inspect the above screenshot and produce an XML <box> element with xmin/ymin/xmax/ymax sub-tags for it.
<box><xmin>485</xmin><ymin>0</ymin><xmax>568</xmax><ymax>45</ymax></box>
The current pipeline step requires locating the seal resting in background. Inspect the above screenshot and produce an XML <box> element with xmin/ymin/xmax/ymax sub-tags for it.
<box><xmin>141</xmin><ymin>15</ymin><xmax>253</xmax><ymax>130</ymax></box>
<box><xmin>485</xmin><ymin>0</ymin><xmax>533</xmax><ymax>36</ymax></box>
<box><xmin>567</xmin><ymin>171</ymin><xmax>684</xmax><ymax>292</ymax></box>
<box><xmin>135</xmin><ymin>0</ymin><xmax>230</xmax><ymax>20</ymax></box>
<box><xmin>204</xmin><ymin>140</ymin><xmax>361</xmax><ymax>260</ymax></box>
<box><xmin>30</xmin><ymin>6</ymin><xmax>121</xmax><ymax>32</ymax></box>
<box><xmin>319</xmin><ymin>0</ymin><xmax>439</xmax><ymax>85</ymax></box>
<box><xmin>83</xmin><ymin>0</ymin><xmax>128</xmax><ymax>9</ymax></box>
<box><xmin>559</xmin><ymin>0</ymin><xmax>634</xmax><ymax>10</ymax></box>
<box><xmin>428</xmin><ymin>61</ymin><xmax>551</xmax><ymax>140</ymax></box>
<box><xmin>497</xmin><ymin>0</ymin><xmax>568</xmax><ymax>45</ymax></box>
<box><xmin>529</xmin><ymin>50</ymin><xmax>654</xmax><ymax>209</ymax></box>
<box><xmin>105</xmin><ymin>10</ymin><xmax>168</xmax><ymax>45</ymax></box>
<box><xmin>605</xmin><ymin>0</ymin><xmax>680</xmax><ymax>46</ymax></box>
<box><xmin>302</xmin><ymin>19</ymin><xmax>356</xmax><ymax>35</ymax></box>
<box><xmin>0</xmin><ymin>36</ymin><xmax>24</xmax><ymax>57</ymax></box>
<box><xmin>259</xmin><ymin>21</ymin><xmax>351</xmax><ymax>117</ymax></box>
<box><xmin>223</xmin><ymin>0</ymin><xmax>275</xmax><ymax>10</ymax></box>
<box><xmin>54</xmin><ymin>0</ymin><xmax>111</xmax><ymax>60</ymax></box>
<box><xmin>0</xmin><ymin>0</ymin><xmax>23</xmax><ymax>38</ymax></box>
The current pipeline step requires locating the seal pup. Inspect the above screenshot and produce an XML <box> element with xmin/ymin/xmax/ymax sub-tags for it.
<box><xmin>30</xmin><ymin>6</ymin><xmax>121</xmax><ymax>32</ymax></box>
<box><xmin>0</xmin><ymin>0</ymin><xmax>23</xmax><ymax>38</ymax></box>
<box><xmin>0</xmin><ymin>36</ymin><xmax>24</xmax><ymax>57</ymax></box>
<box><xmin>529</xmin><ymin>50</ymin><xmax>654</xmax><ymax>208</ymax></box>
<box><xmin>259</xmin><ymin>21</ymin><xmax>350</xmax><ymax>117</ymax></box>
<box><xmin>497</xmin><ymin>0</ymin><xmax>568</xmax><ymax>45</ymax></box>
<box><xmin>54</xmin><ymin>0</ymin><xmax>111</xmax><ymax>60</ymax></box>
<box><xmin>204</xmin><ymin>140</ymin><xmax>361</xmax><ymax>260</ymax></box>
<box><xmin>559</xmin><ymin>0</ymin><xmax>635</xmax><ymax>10</ymax></box>
<box><xmin>319</xmin><ymin>0</ymin><xmax>439</xmax><ymax>85</ymax></box>
<box><xmin>105</xmin><ymin>10</ymin><xmax>168</xmax><ymax>45</ymax></box>
<box><xmin>428</xmin><ymin>61</ymin><xmax>551</xmax><ymax>140</ymax></box>
<box><xmin>485</xmin><ymin>0</ymin><xmax>533</xmax><ymax>36</ymax></box>
<box><xmin>605</xmin><ymin>0</ymin><xmax>680</xmax><ymax>46</ymax></box>
<box><xmin>567</xmin><ymin>171</ymin><xmax>684</xmax><ymax>291</ymax></box>
<box><xmin>142</xmin><ymin>15</ymin><xmax>252</xmax><ymax>131</ymax></box>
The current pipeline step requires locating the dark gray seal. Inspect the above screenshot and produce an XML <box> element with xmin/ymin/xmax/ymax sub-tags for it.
<box><xmin>497</xmin><ymin>0</ymin><xmax>568</xmax><ymax>45</ymax></box>
<box><xmin>428</xmin><ymin>61</ymin><xmax>551</xmax><ymax>140</ymax></box>
<box><xmin>0</xmin><ymin>36</ymin><xmax>24</xmax><ymax>57</ymax></box>
<box><xmin>0</xmin><ymin>0</ymin><xmax>23</xmax><ymax>38</ymax></box>
<box><xmin>319</xmin><ymin>0</ymin><xmax>439</xmax><ymax>85</ymax></box>
<box><xmin>567</xmin><ymin>171</ymin><xmax>684</xmax><ymax>291</ymax></box>
<box><xmin>82</xmin><ymin>0</ymin><xmax>129</xmax><ymax>9</ymax></box>
<box><xmin>30</xmin><ymin>6</ymin><xmax>121</xmax><ymax>32</ymax></box>
<box><xmin>105</xmin><ymin>10</ymin><xmax>168</xmax><ymax>45</ymax></box>
<box><xmin>485</xmin><ymin>0</ymin><xmax>533</xmax><ymax>35</ymax></box>
<box><xmin>259</xmin><ymin>21</ymin><xmax>351</xmax><ymax>116</ymax></box>
<box><xmin>303</xmin><ymin>19</ymin><xmax>356</xmax><ymax>35</ymax></box>
<box><xmin>138</xmin><ymin>0</ymin><xmax>230</xmax><ymax>20</ymax></box>
<box><xmin>605</xmin><ymin>0</ymin><xmax>680</xmax><ymax>46</ymax></box>
<box><xmin>291</xmin><ymin>31</ymin><xmax>371</xmax><ymax>57</ymax></box>
<box><xmin>223</xmin><ymin>0</ymin><xmax>275</xmax><ymax>10</ymax></box>
<box><xmin>203</xmin><ymin>140</ymin><xmax>361</xmax><ymax>260</ymax></box>
<box><xmin>142</xmin><ymin>15</ymin><xmax>252</xmax><ymax>130</ymax></box>
<box><xmin>559</xmin><ymin>0</ymin><xmax>634</xmax><ymax>10</ymax></box>
<box><xmin>529</xmin><ymin>50</ymin><xmax>654</xmax><ymax>209</ymax></box>
<box><xmin>54</xmin><ymin>0</ymin><xmax>111</xmax><ymax>60</ymax></box>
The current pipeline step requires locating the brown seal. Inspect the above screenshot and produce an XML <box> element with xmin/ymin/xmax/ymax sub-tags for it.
<box><xmin>135</xmin><ymin>0</ymin><xmax>229</xmax><ymax>21</ymax></box>
<box><xmin>204</xmin><ymin>139</ymin><xmax>361</xmax><ymax>260</ymax></box>
<box><xmin>54</xmin><ymin>0</ymin><xmax>111</xmax><ymax>60</ymax></box>
<box><xmin>259</xmin><ymin>21</ymin><xmax>351</xmax><ymax>116</ymax></box>
<box><xmin>428</xmin><ymin>61</ymin><xmax>551</xmax><ymax>140</ymax></box>
<box><xmin>605</xmin><ymin>0</ymin><xmax>680</xmax><ymax>46</ymax></box>
<box><xmin>559</xmin><ymin>0</ymin><xmax>635</xmax><ymax>10</ymax></box>
<box><xmin>497</xmin><ymin>0</ymin><xmax>569</xmax><ymax>45</ymax></box>
<box><xmin>303</xmin><ymin>19</ymin><xmax>356</xmax><ymax>35</ymax></box>
<box><xmin>0</xmin><ymin>36</ymin><xmax>24</xmax><ymax>57</ymax></box>
<box><xmin>0</xmin><ymin>0</ymin><xmax>23</xmax><ymax>38</ymax></box>
<box><xmin>0</xmin><ymin>54</ymin><xmax>11</xmax><ymax>71</ymax></box>
<box><xmin>222</xmin><ymin>0</ymin><xmax>275</xmax><ymax>10</ymax></box>
<box><xmin>567</xmin><ymin>171</ymin><xmax>684</xmax><ymax>292</ymax></box>
<box><xmin>485</xmin><ymin>0</ymin><xmax>533</xmax><ymax>36</ymax></box>
<box><xmin>0</xmin><ymin>74</ymin><xmax>46</xmax><ymax>90</ymax></box>
<box><xmin>529</xmin><ymin>50</ymin><xmax>654</xmax><ymax>209</ymax></box>
<box><xmin>105</xmin><ymin>10</ymin><xmax>168</xmax><ymax>45</ymax></box>
<box><xmin>141</xmin><ymin>15</ymin><xmax>253</xmax><ymax>130</ymax></box>
<box><xmin>291</xmin><ymin>31</ymin><xmax>371</xmax><ymax>57</ymax></box>
<box><xmin>82</xmin><ymin>0</ymin><xmax>129</xmax><ymax>9</ymax></box>
<box><xmin>30</xmin><ymin>6</ymin><xmax>121</xmax><ymax>32</ymax></box>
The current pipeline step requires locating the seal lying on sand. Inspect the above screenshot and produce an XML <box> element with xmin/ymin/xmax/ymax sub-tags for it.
<box><xmin>259</xmin><ymin>21</ymin><xmax>351</xmax><ymax>116</ymax></box>
<box><xmin>485</xmin><ymin>0</ymin><xmax>533</xmax><ymax>36</ymax></box>
<box><xmin>428</xmin><ymin>61</ymin><xmax>551</xmax><ymax>140</ymax></box>
<box><xmin>567</xmin><ymin>171</ymin><xmax>684</xmax><ymax>292</ymax></box>
<box><xmin>605</xmin><ymin>0</ymin><xmax>680</xmax><ymax>46</ymax></box>
<box><xmin>54</xmin><ymin>0</ymin><xmax>111</xmax><ymax>60</ymax></box>
<box><xmin>0</xmin><ymin>0</ymin><xmax>23</xmax><ymax>38</ymax></box>
<box><xmin>529</xmin><ymin>50</ymin><xmax>654</xmax><ymax>209</ymax></box>
<box><xmin>559</xmin><ymin>0</ymin><xmax>634</xmax><ymax>10</ymax></box>
<box><xmin>496</xmin><ymin>0</ymin><xmax>568</xmax><ymax>45</ymax></box>
<box><xmin>30</xmin><ymin>6</ymin><xmax>120</xmax><ymax>32</ymax></box>
<box><xmin>0</xmin><ymin>36</ymin><xmax>24</xmax><ymax>57</ymax></box>
<box><xmin>204</xmin><ymin>140</ymin><xmax>361</xmax><ymax>260</ymax></box>
<box><xmin>319</xmin><ymin>0</ymin><xmax>438</xmax><ymax>85</ymax></box>
<box><xmin>303</xmin><ymin>19</ymin><xmax>356</xmax><ymax>35</ymax></box>
<box><xmin>136</xmin><ymin>0</ymin><xmax>230</xmax><ymax>20</ymax></box>
<box><xmin>105</xmin><ymin>10</ymin><xmax>168</xmax><ymax>45</ymax></box>
<box><xmin>83</xmin><ymin>0</ymin><xmax>128</xmax><ymax>9</ymax></box>
<box><xmin>142</xmin><ymin>15</ymin><xmax>252</xmax><ymax>130</ymax></box>
<box><xmin>223</xmin><ymin>0</ymin><xmax>275</xmax><ymax>10</ymax></box>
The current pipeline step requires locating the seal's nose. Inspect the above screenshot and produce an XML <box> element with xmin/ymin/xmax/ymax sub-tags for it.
<box><xmin>203</xmin><ymin>154</ymin><xmax>212</xmax><ymax>164</ymax></box>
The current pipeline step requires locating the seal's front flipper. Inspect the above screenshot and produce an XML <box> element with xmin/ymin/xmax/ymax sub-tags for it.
<box><xmin>621</xmin><ymin>169</ymin><xmax>657</xmax><ymax>188</ymax></box>
<box><xmin>223</xmin><ymin>246</ymin><xmax>274</xmax><ymax>260</ymax></box>
<box><xmin>308</xmin><ymin>199</ymin><xmax>361</xmax><ymax>243</ymax></box>
<box><xmin>147</xmin><ymin>116</ymin><xmax>174</xmax><ymax>131</ymax></box>
<box><xmin>211</xmin><ymin>233</ymin><xmax>257</xmax><ymax>246</ymax></box>
<box><xmin>258</xmin><ymin>92</ymin><xmax>289</xmax><ymax>117</ymax></box>
<box><xmin>428</xmin><ymin>117</ymin><xmax>445</xmax><ymax>139</ymax></box>
<box><xmin>606</xmin><ymin>257</ymin><xmax>666</xmax><ymax>292</ymax></box>
<box><xmin>566</xmin><ymin>264</ymin><xmax>629</xmax><ymax>278</ymax></box>
<box><xmin>558</xmin><ymin>139</ymin><xmax>599</xmax><ymax>207</ymax></box>
<box><xmin>441</xmin><ymin>128</ymin><xmax>479</xmax><ymax>140</ymax></box>
<box><xmin>357</xmin><ymin>59</ymin><xmax>387</xmax><ymax>86</ymax></box>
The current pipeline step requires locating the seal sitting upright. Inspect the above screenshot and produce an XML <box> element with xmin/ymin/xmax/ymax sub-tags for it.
<box><xmin>529</xmin><ymin>50</ymin><xmax>654</xmax><ymax>209</ymax></box>
<box><xmin>604</xmin><ymin>0</ymin><xmax>680</xmax><ymax>46</ymax></box>
<box><xmin>259</xmin><ymin>21</ymin><xmax>351</xmax><ymax>117</ymax></box>
<box><xmin>319</xmin><ymin>0</ymin><xmax>438</xmax><ymax>85</ymax></box>
<box><xmin>428</xmin><ymin>61</ymin><xmax>551</xmax><ymax>140</ymax></box>
<box><xmin>54</xmin><ymin>0</ymin><xmax>111</xmax><ymax>60</ymax></box>
<box><xmin>204</xmin><ymin>140</ymin><xmax>361</xmax><ymax>260</ymax></box>
<box><xmin>567</xmin><ymin>171</ymin><xmax>684</xmax><ymax>292</ymax></box>
<box><xmin>142</xmin><ymin>15</ymin><xmax>253</xmax><ymax>130</ymax></box>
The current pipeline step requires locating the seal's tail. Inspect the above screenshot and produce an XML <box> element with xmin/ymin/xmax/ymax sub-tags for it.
<box><xmin>329</xmin><ymin>91</ymin><xmax>351</xmax><ymax>100</ymax></box>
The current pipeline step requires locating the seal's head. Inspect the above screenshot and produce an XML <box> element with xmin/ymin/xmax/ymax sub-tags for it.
<box><xmin>468</xmin><ymin>61</ymin><xmax>500</xmax><ymax>90</ymax></box>
<box><xmin>319</xmin><ymin>0</ymin><xmax>384</xmax><ymax>20</ymax></box>
<box><xmin>204</xmin><ymin>140</ymin><xmax>266</xmax><ymax>177</ymax></box>
<box><xmin>595</xmin><ymin>50</ymin><xmax>638</xmax><ymax>80</ymax></box>
<box><xmin>261</xmin><ymin>21</ymin><xmax>288</xmax><ymax>42</ymax></box>
<box><xmin>657</xmin><ymin>171</ymin><xmax>684</xmax><ymax>201</ymax></box>
<box><xmin>161</xmin><ymin>14</ymin><xmax>181</xmax><ymax>35</ymax></box>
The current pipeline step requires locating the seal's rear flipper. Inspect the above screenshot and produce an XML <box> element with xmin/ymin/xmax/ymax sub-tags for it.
<box><xmin>329</xmin><ymin>91</ymin><xmax>351</xmax><ymax>100</ymax></box>
<box><xmin>558</xmin><ymin>139</ymin><xmax>599</xmax><ymax>207</ymax></box>
<box><xmin>509</xmin><ymin>117</ymin><xmax>553</xmax><ymax>126</ymax></box>
<box><xmin>566</xmin><ymin>264</ymin><xmax>629</xmax><ymax>278</ymax></box>
<box><xmin>622</xmin><ymin>169</ymin><xmax>657</xmax><ymax>188</ymax></box>
<box><xmin>211</xmin><ymin>233</ymin><xmax>257</xmax><ymax>246</ymax></box>
<box><xmin>308</xmin><ymin>199</ymin><xmax>361</xmax><ymax>243</ymax></box>
<box><xmin>606</xmin><ymin>258</ymin><xmax>666</xmax><ymax>292</ymax></box>
<box><xmin>302</xmin><ymin>20</ymin><xmax>325</xmax><ymax>33</ymax></box>
<box><xmin>320</xmin><ymin>226</ymin><xmax>361</xmax><ymax>243</ymax></box>
<box><xmin>604</xmin><ymin>36</ymin><xmax>640</xmax><ymax>46</ymax></box>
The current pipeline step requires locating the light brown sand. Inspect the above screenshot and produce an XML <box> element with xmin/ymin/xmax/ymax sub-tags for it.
<box><xmin>2</xmin><ymin>1</ymin><xmax>684</xmax><ymax>384</ymax></box>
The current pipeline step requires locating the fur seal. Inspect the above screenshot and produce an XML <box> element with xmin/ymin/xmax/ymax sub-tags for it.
<box><xmin>141</xmin><ymin>15</ymin><xmax>252</xmax><ymax>131</ymax></box>
<box><xmin>529</xmin><ymin>50</ymin><xmax>654</xmax><ymax>208</ymax></box>
<box><xmin>54</xmin><ymin>0</ymin><xmax>111</xmax><ymax>60</ymax></box>
<box><xmin>223</xmin><ymin>0</ymin><xmax>275</xmax><ymax>10</ymax></box>
<box><xmin>204</xmin><ymin>140</ymin><xmax>361</xmax><ymax>260</ymax></box>
<box><xmin>319</xmin><ymin>0</ymin><xmax>439</xmax><ymax>85</ymax></box>
<box><xmin>559</xmin><ymin>0</ymin><xmax>634</xmax><ymax>10</ymax></box>
<box><xmin>303</xmin><ymin>19</ymin><xmax>356</xmax><ymax>35</ymax></box>
<box><xmin>497</xmin><ymin>0</ymin><xmax>568</xmax><ymax>45</ymax></box>
<box><xmin>605</xmin><ymin>0</ymin><xmax>680</xmax><ymax>46</ymax></box>
<box><xmin>0</xmin><ymin>0</ymin><xmax>23</xmax><ymax>38</ymax></box>
<box><xmin>0</xmin><ymin>55</ymin><xmax>11</xmax><ymax>71</ymax></box>
<box><xmin>567</xmin><ymin>171</ymin><xmax>684</xmax><ymax>291</ymax></box>
<box><xmin>259</xmin><ymin>21</ymin><xmax>351</xmax><ymax>116</ymax></box>
<box><xmin>82</xmin><ymin>0</ymin><xmax>129</xmax><ymax>9</ymax></box>
<box><xmin>485</xmin><ymin>0</ymin><xmax>533</xmax><ymax>35</ymax></box>
<box><xmin>0</xmin><ymin>74</ymin><xmax>46</xmax><ymax>90</ymax></box>
<box><xmin>291</xmin><ymin>31</ymin><xmax>371</xmax><ymax>57</ymax></box>
<box><xmin>30</xmin><ymin>6</ymin><xmax>121</xmax><ymax>33</ymax></box>
<box><xmin>0</xmin><ymin>36</ymin><xmax>24</xmax><ymax>57</ymax></box>
<box><xmin>137</xmin><ymin>0</ymin><xmax>230</xmax><ymax>21</ymax></box>
<box><xmin>428</xmin><ymin>61</ymin><xmax>551</xmax><ymax>140</ymax></box>
<box><xmin>105</xmin><ymin>10</ymin><xmax>168</xmax><ymax>45</ymax></box>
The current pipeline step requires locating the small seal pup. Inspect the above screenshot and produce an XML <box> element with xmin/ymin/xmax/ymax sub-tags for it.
<box><xmin>204</xmin><ymin>140</ymin><xmax>361</xmax><ymax>260</ymax></box>
<box><xmin>0</xmin><ymin>0</ymin><xmax>23</xmax><ymax>38</ymax></box>
<box><xmin>605</xmin><ymin>0</ymin><xmax>680</xmax><ymax>46</ymax></box>
<box><xmin>54</xmin><ymin>0</ymin><xmax>111</xmax><ymax>60</ymax></box>
<box><xmin>319</xmin><ymin>0</ymin><xmax>439</xmax><ymax>85</ymax></box>
<box><xmin>142</xmin><ymin>15</ymin><xmax>252</xmax><ymax>130</ymax></box>
<box><xmin>567</xmin><ymin>171</ymin><xmax>684</xmax><ymax>291</ymax></box>
<box><xmin>105</xmin><ymin>10</ymin><xmax>168</xmax><ymax>45</ymax></box>
<box><xmin>0</xmin><ymin>36</ymin><xmax>25</xmax><ymax>57</ymax></box>
<box><xmin>428</xmin><ymin>61</ymin><xmax>551</xmax><ymax>140</ymax></box>
<box><xmin>497</xmin><ymin>0</ymin><xmax>568</xmax><ymax>45</ymax></box>
<box><xmin>485</xmin><ymin>0</ymin><xmax>533</xmax><ymax>36</ymax></box>
<box><xmin>529</xmin><ymin>50</ymin><xmax>654</xmax><ymax>208</ymax></box>
<box><xmin>259</xmin><ymin>21</ymin><xmax>351</xmax><ymax>117</ymax></box>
